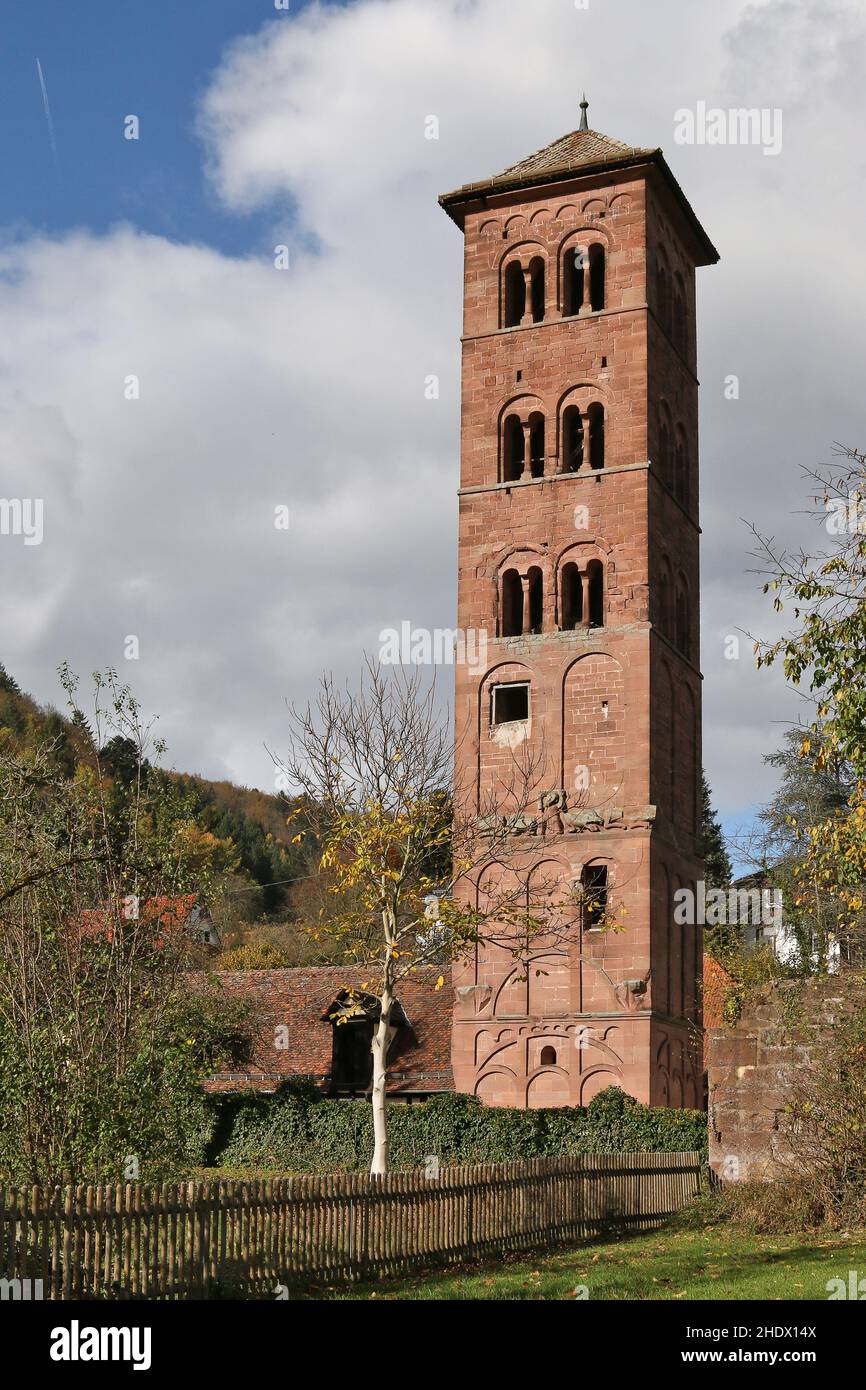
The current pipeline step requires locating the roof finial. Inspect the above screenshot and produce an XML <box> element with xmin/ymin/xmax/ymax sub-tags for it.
<box><xmin>579</xmin><ymin>95</ymin><xmax>589</xmax><ymax>132</ymax></box>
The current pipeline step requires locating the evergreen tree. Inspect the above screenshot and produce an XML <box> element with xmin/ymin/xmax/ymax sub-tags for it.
<box><xmin>699</xmin><ymin>771</ymin><xmax>732</xmax><ymax>887</ymax></box>
<box><xmin>0</xmin><ymin>664</ymin><xmax>21</xmax><ymax>696</ymax></box>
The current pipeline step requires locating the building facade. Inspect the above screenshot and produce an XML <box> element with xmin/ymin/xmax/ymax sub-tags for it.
<box><xmin>440</xmin><ymin>110</ymin><xmax>718</xmax><ymax>1110</ymax></box>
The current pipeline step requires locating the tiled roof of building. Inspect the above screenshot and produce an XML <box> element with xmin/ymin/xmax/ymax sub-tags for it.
<box><xmin>492</xmin><ymin>128</ymin><xmax>653</xmax><ymax>191</ymax></box>
<box><xmin>439</xmin><ymin>122</ymin><xmax>719</xmax><ymax>264</ymax></box>
<box><xmin>440</xmin><ymin>127</ymin><xmax>657</xmax><ymax>209</ymax></box>
<box><xmin>199</xmin><ymin>966</ymin><xmax>454</xmax><ymax>1096</ymax></box>
<box><xmin>702</xmin><ymin>955</ymin><xmax>733</xmax><ymax>1069</ymax></box>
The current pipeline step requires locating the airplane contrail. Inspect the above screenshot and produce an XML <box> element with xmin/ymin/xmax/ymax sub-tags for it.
<box><xmin>35</xmin><ymin>56</ymin><xmax>60</xmax><ymax>173</ymax></box>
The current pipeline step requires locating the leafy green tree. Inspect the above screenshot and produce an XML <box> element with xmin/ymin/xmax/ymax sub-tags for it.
<box><xmin>0</xmin><ymin>667</ymin><xmax>248</xmax><ymax>1183</ymax></box>
<box><xmin>753</xmin><ymin>445</ymin><xmax>866</xmax><ymax>963</ymax></box>
<box><xmin>755</xmin><ymin>446</ymin><xmax>866</xmax><ymax>776</ymax></box>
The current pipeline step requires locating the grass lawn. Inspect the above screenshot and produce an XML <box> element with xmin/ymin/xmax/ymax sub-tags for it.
<box><xmin>297</xmin><ymin>1224</ymin><xmax>866</xmax><ymax>1301</ymax></box>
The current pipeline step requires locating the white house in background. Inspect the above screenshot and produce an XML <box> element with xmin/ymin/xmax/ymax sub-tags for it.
<box><xmin>184</xmin><ymin>902</ymin><xmax>220</xmax><ymax>949</ymax></box>
<box><xmin>734</xmin><ymin>873</ymin><xmax>842</xmax><ymax>972</ymax></box>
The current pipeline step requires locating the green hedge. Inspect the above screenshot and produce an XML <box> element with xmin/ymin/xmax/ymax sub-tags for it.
<box><xmin>204</xmin><ymin>1082</ymin><xmax>706</xmax><ymax>1173</ymax></box>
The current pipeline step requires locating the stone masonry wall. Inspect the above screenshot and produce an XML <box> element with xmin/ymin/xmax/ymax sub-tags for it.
<box><xmin>707</xmin><ymin>980</ymin><xmax>854</xmax><ymax>1181</ymax></box>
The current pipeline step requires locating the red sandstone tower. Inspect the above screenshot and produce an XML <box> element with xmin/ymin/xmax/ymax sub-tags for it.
<box><xmin>440</xmin><ymin>106</ymin><xmax>718</xmax><ymax>1110</ymax></box>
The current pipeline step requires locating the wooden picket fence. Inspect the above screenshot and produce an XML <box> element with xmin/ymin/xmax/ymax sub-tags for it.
<box><xmin>0</xmin><ymin>1152</ymin><xmax>703</xmax><ymax>1299</ymax></box>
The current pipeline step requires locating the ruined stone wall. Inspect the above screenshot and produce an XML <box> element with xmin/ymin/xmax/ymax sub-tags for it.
<box><xmin>707</xmin><ymin>980</ymin><xmax>852</xmax><ymax>1181</ymax></box>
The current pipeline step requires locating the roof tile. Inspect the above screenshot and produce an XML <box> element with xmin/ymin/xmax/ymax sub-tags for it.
<box><xmin>440</xmin><ymin>127</ymin><xmax>658</xmax><ymax>205</ymax></box>
<box><xmin>195</xmin><ymin>966</ymin><xmax>454</xmax><ymax>1096</ymax></box>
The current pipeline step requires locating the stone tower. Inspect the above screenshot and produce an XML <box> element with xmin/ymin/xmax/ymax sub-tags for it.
<box><xmin>439</xmin><ymin>110</ymin><xmax>718</xmax><ymax>1110</ymax></box>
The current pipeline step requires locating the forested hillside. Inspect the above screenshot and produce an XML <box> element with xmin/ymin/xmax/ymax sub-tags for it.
<box><xmin>0</xmin><ymin>663</ymin><xmax>308</xmax><ymax>930</ymax></box>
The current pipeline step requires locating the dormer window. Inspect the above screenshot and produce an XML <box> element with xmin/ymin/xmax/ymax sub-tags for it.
<box><xmin>324</xmin><ymin>991</ymin><xmax>409</xmax><ymax>1095</ymax></box>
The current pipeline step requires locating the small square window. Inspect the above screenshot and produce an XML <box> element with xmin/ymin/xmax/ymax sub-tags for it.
<box><xmin>492</xmin><ymin>683</ymin><xmax>530</xmax><ymax>725</ymax></box>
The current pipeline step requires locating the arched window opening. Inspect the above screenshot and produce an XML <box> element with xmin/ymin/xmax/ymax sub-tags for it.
<box><xmin>529</xmin><ymin>413</ymin><xmax>545</xmax><ymax>478</ymax></box>
<box><xmin>529</xmin><ymin>257</ymin><xmax>545</xmax><ymax>323</ymax></box>
<box><xmin>582</xmin><ymin>863</ymin><xmax>608</xmax><ymax>932</ymax></box>
<box><xmin>658</xmin><ymin>566</ymin><xmax>671</xmax><ymax>635</ymax></box>
<box><xmin>503</xmin><ymin>260</ymin><xmax>525</xmax><ymax>328</ymax></box>
<box><xmin>527</xmin><ymin>566</ymin><xmax>543</xmax><ymax>634</ymax></box>
<box><xmin>658</xmin><ymin>264</ymin><xmax>670</xmax><ymax>335</ymax></box>
<box><xmin>675</xmin><ymin>437</ymin><xmax>688</xmax><ymax>507</ymax></box>
<box><xmin>503</xmin><ymin>415</ymin><xmax>524</xmax><ymax>483</ymax></box>
<box><xmin>587</xmin><ymin>559</ymin><xmax>604</xmax><ymax>628</ymax></box>
<box><xmin>588</xmin><ymin>402</ymin><xmax>605</xmax><ymax>471</ymax></box>
<box><xmin>560</xmin><ymin>562</ymin><xmax>582</xmax><ymax>630</ymax></box>
<box><xmin>501</xmin><ymin>569</ymin><xmax>523</xmax><ymax>637</ymax></box>
<box><xmin>563</xmin><ymin>245</ymin><xmax>585</xmax><ymax>317</ymax></box>
<box><xmin>540</xmin><ymin>1046</ymin><xmax>557</xmax><ymax>1067</ymax></box>
<box><xmin>563</xmin><ymin>406</ymin><xmax>584</xmax><ymax>473</ymax></box>
<box><xmin>674</xmin><ymin>273</ymin><xmax>687</xmax><ymax>354</ymax></box>
<box><xmin>589</xmin><ymin>243</ymin><xmax>605</xmax><ymax>311</ymax></box>
<box><xmin>658</xmin><ymin>417</ymin><xmax>671</xmax><ymax>487</ymax></box>
<box><xmin>675</xmin><ymin>587</ymin><xmax>689</xmax><ymax>653</ymax></box>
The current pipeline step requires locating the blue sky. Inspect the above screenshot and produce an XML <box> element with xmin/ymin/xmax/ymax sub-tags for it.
<box><xmin>0</xmin><ymin>0</ymin><xmax>340</xmax><ymax>254</ymax></box>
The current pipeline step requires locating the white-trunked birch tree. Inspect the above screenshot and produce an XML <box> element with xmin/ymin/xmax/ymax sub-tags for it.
<box><xmin>277</xmin><ymin>660</ymin><xmax>606</xmax><ymax>1176</ymax></box>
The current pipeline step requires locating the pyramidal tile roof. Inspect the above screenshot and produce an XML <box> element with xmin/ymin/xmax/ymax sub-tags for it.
<box><xmin>491</xmin><ymin>127</ymin><xmax>658</xmax><ymax>186</ymax></box>
<box><xmin>440</xmin><ymin>127</ymin><xmax>659</xmax><ymax>207</ymax></box>
<box><xmin>439</xmin><ymin>123</ymin><xmax>719</xmax><ymax>264</ymax></box>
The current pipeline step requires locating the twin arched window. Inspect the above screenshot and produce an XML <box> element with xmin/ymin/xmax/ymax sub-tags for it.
<box><xmin>656</xmin><ymin>255</ymin><xmax>688</xmax><ymax>357</ymax></box>
<box><xmin>503</xmin><ymin>413</ymin><xmax>546</xmax><ymax>482</ymax></box>
<box><xmin>502</xmin><ymin>242</ymin><xmax>606</xmax><ymax>328</ymax></box>
<box><xmin>500</xmin><ymin>559</ymin><xmax>604</xmax><ymax>636</ymax></box>
<box><xmin>503</xmin><ymin>403</ymin><xmax>604</xmax><ymax>482</ymax></box>
<box><xmin>659</xmin><ymin>560</ymin><xmax>691</xmax><ymax>656</ymax></box>
<box><xmin>657</xmin><ymin>407</ymin><xmax>690</xmax><ymax>510</ymax></box>
<box><xmin>501</xmin><ymin>566</ymin><xmax>543</xmax><ymax>637</ymax></box>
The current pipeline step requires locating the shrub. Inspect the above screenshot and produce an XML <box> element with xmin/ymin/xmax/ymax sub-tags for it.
<box><xmin>206</xmin><ymin>1084</ymin><xmax>706</xmax><ymax>1174</ymax></box>
<box><xmin>708</xmin><ymin>944</ymin><xmax>794</xmax><ymax>1025</ymax></box>
<box><xmin>779</xmin><ymin>977</ymin><xmax>866</xmax><ymax>1227</ymax></box>
<box><xmin>217</xmin><ymin>940</ymin><xmax>294</xmax><ymax>971</ymax></box>
<box><xmin>672</xmin><ymin>1180</ymin><xmax>826</xmax><ymax>1235</ymax></box>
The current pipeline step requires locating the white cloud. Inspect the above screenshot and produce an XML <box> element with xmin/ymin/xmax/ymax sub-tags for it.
<box><xmin>2</xmin><ymin>0</ymin><xmax>865</xmax><ymax>838</ymax></box>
